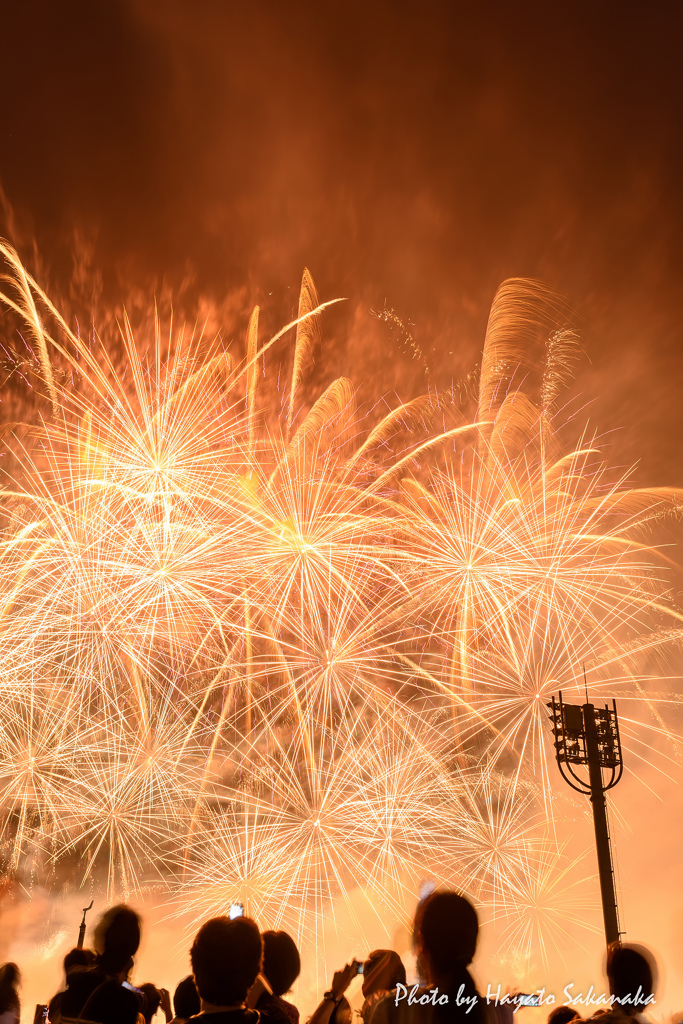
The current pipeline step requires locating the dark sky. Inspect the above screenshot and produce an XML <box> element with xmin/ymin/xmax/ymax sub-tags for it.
<box><xmin>1</xmin><ymin>0</ymin><xmax>682</xmax><ymax>483</ymax></box>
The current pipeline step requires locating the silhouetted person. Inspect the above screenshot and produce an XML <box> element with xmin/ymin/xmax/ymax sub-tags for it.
<box><xmin>49</xmin><ymin>948</ymin><xmax>97</xmax><ymax>1020</ymax></box>
<box><xmin>371</xmin><ymin>891</ymin><xmax>484</xmax><ymax>1024</ymax></box>
<box><xmin>57</xmin><ymin>904</ymin><xmax>142</xmax><ymax>1024</ymax></box>
<box><xmin>171</xmin><ymin>976</ymin><xmax>200</xmax><ymax>1023</ymax></box>
<box><xmin>140</xmin><ymin>982</ymin><xmax>175</xmax><ymax>1024</ymax></box>
<box><xmin>361</xmin><ymin>951</ymin><xmax>406</xmax><ymax>1024</ymax></box>
<box><xmin>307</xmin><ymin>959</ymin><xmax>351</xmax><ymax>1024</ymax></box>
<box><xmin>65</xmin><ymin>948</ymin><xmax>97</xmax><ymax>972</ymax></box>
<box><xmin>184</xmin><ymin>916</ymin><xmax>263</xmax><ymax>1024</ymax></box>
<box><xmin>257</xmin><ymin>931</ymin><xmax>301</xmax><ymax>1024</ymax></box>
<box><xmin>586</xmin><ymin>944</ymin><xmax>657</xmax><ymax>1022</ymax></box>
<box><xmin>0</xmin><ymin>963</ymin><xmax>20</xmax><ymax>1024</ymax></box>
<box><xmin>308</xmin><ymin>951</ymin><xmax>406</xmax><ymax>1024</ymax></box>
<box><xmin>548</xmin><ymin>1008</ymin><xmax>581</xmax><ymax>1024</ymax></box>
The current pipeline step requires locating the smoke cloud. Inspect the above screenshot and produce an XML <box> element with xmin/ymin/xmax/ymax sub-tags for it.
<box><xmin>1</xmin><ymin>0</ymin><xmax>682</xmax><ymax>480</ymax></box>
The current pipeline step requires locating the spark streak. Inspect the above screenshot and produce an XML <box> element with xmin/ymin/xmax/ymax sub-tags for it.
<box><xmin>0</xmin><ymin>247</ymin><xmax>680</xmax><ymax>965</ymax></box>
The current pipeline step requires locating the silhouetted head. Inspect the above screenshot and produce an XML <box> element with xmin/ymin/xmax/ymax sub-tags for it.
<box><xmin>63</xmin><ymin>948</ymin><xmax>96</xmax><ymax>973</ymax></box>
<box><xmin>362</xmin><ymin>950</ymin><xmax>406</xmax><ymax>999</ymax></box>
<box><xmin>413</xmin><ymin>891</ymin><xmax>479</xmax><ymax>983</ymax></box>
<box><xmin>190</xmin><ymin>916</ymin><xmax>262</xmax><ymax>1007</ymax></box>
<box><xmin>0</xmin><ymin>963</ymin><xmax>20</xmax><ymax>1014</ymax></box>
<box><xmin>606</xmin><ymin>943</ymin><xmax>657</xmax><ymax>1011</ymax></box>
<box><xmin>139</xmin><ymin>982</ymin><xmax>161</xmax><ymax>1024</ymax></box>
<box><xmin>261</xmin><ymin>931</ymin><xmax>300</xmax><ymax>997</ymax></box>
<box><xmin>93</xmin><ymin>905</ymin><xmax>142</xmax><ymax>973</ymax></box>
<box><xmin>547</xmin><ymin>1007</ymin><xmax>581</xmax><ymax>1024</ymax></box>
<box><xmin>174</xmin><ymin>975</ymin><xmax>201</xmax><ymax>1020</ymax></box>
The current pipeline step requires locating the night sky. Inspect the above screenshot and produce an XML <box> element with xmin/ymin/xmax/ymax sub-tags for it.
<box><xmin>1</xmin><ymin>0</ymin><xmax>682</xmax><ymax>481</ymax></box>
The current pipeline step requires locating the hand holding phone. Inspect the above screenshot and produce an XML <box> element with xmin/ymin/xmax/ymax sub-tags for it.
<box><xmin>517</xmin><ymin>995</ymin><xmax>541</xmax><ymax>1007</ymax></box>
<box><xmin>328</xmin><ymin>961</ymin><xmax>362</xmax><ymax>1002</ymax></box>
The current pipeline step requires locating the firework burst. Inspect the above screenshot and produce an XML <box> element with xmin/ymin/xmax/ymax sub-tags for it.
<box><xmin>0</xmin><ymin>244</ymin><xmax>680</xmax><ymax>966</ymax></box>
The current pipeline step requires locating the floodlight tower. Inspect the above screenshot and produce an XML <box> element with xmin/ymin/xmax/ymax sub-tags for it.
<box><xmin>547</xmin><ymin>691</ymin><xmax>624</xmax><ymax>946</ymax></box>
<box><xmin>77</xmin><ymin>900</ymin><xmax>93</xmax><ymax>949</ymax></box>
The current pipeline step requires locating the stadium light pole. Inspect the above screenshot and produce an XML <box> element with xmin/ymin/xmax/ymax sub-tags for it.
<box><xmin>77</xmin><ymin>900</ymin><xmax>93</xmax><ymax>949</ymax></box>
<box><xmin>547</xmin><ymin>690</ymin><xmax>624</xmax><ymax>947</ymax></box>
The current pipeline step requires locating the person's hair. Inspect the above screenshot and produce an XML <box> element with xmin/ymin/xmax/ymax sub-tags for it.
<box><xmin>63</xmin><ymin>948</ymin><xmax>96</xmax><ymax>972</ymax></box>
<box><xmin>139</xmin><ymin>983</ymin><xmax>161</xmax><ymax>1024</ymax></box>
<box><xmin>174</xmin><ymin>975</ymin><xmax>201</xmax><ymax>1020</ymax></box>
<box><xmin>262</xmin><ymin>931</ymin><xmax>301</xmax><ymax>997</ymax></box>
<box><xmin>0</xmin><ymin>963</ymin><xmax>20</xmax><ymax>1014</ymax></box>
<box><xmin>547</xmin><ymin>1007</ymin><xmax>581</xmax><ymax>1024</ymax></box>
<box><xmin>190</xmin><ymin>916</ymin><xmax>262</xmax><ymax>1007</ymax></box>
<box><xmin>607</xmin><ymin>943</ymin><xmax>656</xmax><ymax>1010</ymax></box>
<box><xmin>414</xmin><ymin>891</ymin><xmax>479</xmax><ymax>972</ymax></box>
<box><xmin>413</xmin><ymin>891</ymin><xmax>481</xmax><ymax>1023</ymax></box>
<box><xmin>93</xmin><ymin>905</ymin><xmax>141</xmax><ymax>973</ymax></box>
<box><xmin>363</xmin><ymin>950</ymin><xmax>406</xmax><ymax>996</ymax></box>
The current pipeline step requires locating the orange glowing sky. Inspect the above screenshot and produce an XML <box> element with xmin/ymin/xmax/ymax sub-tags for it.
<box><xmin>0</xmin><ymin>1</ymin><xmax>682</xmax><ymax>1020</ymax></box>
<box><xmin>1</xmin><ymin>1</ymin><xmax>682</xmax><ymax>484</ymax></box>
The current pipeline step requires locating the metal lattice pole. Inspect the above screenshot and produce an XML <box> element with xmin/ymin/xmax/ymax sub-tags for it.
<box><xmin>77</xmin><ymin>900</ymin><xmax>94</xmax><ymax>949</ymax></box>
<box><xmin>547</xmin><ymin>690</ymin><xmax>623</xmax><ymax>947</ymax></box>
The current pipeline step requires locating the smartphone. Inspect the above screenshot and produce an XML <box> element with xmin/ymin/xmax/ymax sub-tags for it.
<box><xmin>229</xmin><ymin>901</ymin><xmax>244</xmax><ymax>920</ymax></box>
<box><xmin>356</xmin><ymin>962</ymin><xmax>364</xmax><ymax>976</ymax></box>
<box><xmin>518</xmin><ymin>995</ymin><xmax>541</xmax><ymax>1007</ymax></box>
<box><xmin>122</xmin><ymin>982</ymin><xmax>143</xmax><ymax>996</ymax></box>
<box><xmin>33</xmin><ymin>1006</ymin><xmax>49</xmax><ymax>1024</ymax></box>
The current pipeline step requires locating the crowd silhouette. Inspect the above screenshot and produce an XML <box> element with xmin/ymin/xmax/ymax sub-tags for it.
<box><xmin>0</xmin><ymin>892</ymin><xmax>662</xmax><ymax>1024</ymax></box>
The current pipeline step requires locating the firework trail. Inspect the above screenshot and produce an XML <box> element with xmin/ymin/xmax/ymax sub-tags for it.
<box><xmin>0</xmin><ymin>243</ymin><xmax>681</xmax><ymax>967</ymax></box>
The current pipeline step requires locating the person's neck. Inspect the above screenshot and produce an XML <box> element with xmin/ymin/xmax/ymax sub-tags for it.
<box><xmin>426</xmin><ymin>967</ymin><xmax>470</xmax><ymax>993</ymax></box>
<box><xmin>97</xmin><ymin>961</ymin><xmax>127</xmax><ymax>982</ymax></box>
<box><xmin>200</xmin><ymin>998</ymin><xmax>246</xmax><ymax>1014</ymax></box>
